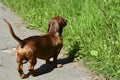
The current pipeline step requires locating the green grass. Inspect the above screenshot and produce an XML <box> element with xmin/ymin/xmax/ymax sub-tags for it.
<box><xmin>0</xmin><ymin>0</ymin><xmax>120</xmax><ymax>79</ymax></box>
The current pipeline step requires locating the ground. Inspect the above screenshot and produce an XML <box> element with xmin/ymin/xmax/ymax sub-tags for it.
<box><xmin>0</xmin><ymin>3</ymin><xmax>104</xmax><ymax>80</ymax></box>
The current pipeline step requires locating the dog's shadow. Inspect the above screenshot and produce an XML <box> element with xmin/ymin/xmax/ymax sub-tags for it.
<box><xmin>26</xmin><ymin>57</ymin><xmax>74</xmax><ymax>77</ymax></box>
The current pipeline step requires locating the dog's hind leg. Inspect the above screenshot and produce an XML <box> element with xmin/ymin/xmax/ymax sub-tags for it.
<box><xmin>17</xmin><ymin>61</ymin><xmax>27</xmax><ymax>79</ymax></box>
<box><xmin>16</xmin><ymin>53</ymin><xmax>27</xmax><ymax>79</ymax></box>
<box><xmin>28</xmin><ymin>58</ymin><xmax>36</xmax><ymax>76</ymax></box>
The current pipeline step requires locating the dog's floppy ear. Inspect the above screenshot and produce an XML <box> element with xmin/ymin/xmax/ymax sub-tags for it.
<box><xmin>47</xmin><ymin>20</ymin><xmax>55</xmax><ymax>32</ymax></box>
<box><xmin>61</xmin><ymin>19</ymin><xmax>67</xmax><ymax>27</ymax></box>
<box><xmin>47</xmin><ymin>23</ymin><xmax>50</xmax><ymax>32</ymax></box>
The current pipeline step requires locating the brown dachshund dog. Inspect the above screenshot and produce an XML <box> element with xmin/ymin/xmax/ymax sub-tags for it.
<box><xmin>4</xmin><ymin>16</ymin><xmax>67</xmax><ymax>79</ymax></box>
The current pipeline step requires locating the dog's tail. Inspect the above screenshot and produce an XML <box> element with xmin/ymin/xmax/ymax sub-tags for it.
<box><xmin>4</xmin><ymin>19</ymin><xmax>24</xmax><ymax>48</ymax></box>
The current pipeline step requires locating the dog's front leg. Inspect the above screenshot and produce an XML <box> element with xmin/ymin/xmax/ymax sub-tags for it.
<box><xmin>53</xmin><ymin>46</ymin><xmax>63</xmax><ymax>68</ymax></box>
<box><xmin>53</xmin><ymin>53</ymin><xmax>62</xmax><ymax>68</ymax></box>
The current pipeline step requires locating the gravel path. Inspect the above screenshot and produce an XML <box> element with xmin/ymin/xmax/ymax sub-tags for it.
<box><xmin>0</xmin><ymin>3</ymin><xmax>103</xmax><ymax>80</ymax></box>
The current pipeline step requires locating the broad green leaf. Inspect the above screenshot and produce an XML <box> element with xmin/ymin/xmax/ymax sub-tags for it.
<box><xmin>90</xmin><ymin>50</ymin><xmax>98</xmax><ymax>57</ymax></box>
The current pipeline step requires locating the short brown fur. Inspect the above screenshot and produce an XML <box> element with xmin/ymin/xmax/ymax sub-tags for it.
<box><xmin>4</xmin><ymin>16</ymin><xmax>67</xmax><ymax>79</ymax></box>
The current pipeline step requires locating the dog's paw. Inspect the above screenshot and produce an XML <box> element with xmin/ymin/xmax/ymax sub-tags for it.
<box><xmin>57</xmin><ymin>64</ymin><xmax>63</xmax><ymax>68</ymax></box>
<box><xmin>20</xmin><ymin>74</ymin><xmax>27</xmax><ymax>79</ymax></box>
<box><xmin>29</xmin><ymin>70</ymin><xmax>37</xmax><ymax>77</ymax></box>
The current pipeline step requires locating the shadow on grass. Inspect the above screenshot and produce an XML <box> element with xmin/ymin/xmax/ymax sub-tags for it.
<box><xmin>67</xmin><ymin>41</ymin><xmax>80</xmax><ymax>59</ymax></box>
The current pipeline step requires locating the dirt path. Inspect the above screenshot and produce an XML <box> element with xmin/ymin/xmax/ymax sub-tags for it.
<box><xmin>0</xmin><ymin>3</ymin><xmax>103</xmax><ymax>80</ymax></box>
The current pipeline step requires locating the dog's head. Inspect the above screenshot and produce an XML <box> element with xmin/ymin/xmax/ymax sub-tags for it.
<box><xmin>47</xmin><ymin>16</ymin><xmax>67</xmax><ymax>36</ymax></box>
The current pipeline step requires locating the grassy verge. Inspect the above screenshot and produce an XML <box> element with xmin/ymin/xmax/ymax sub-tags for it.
<box><xmin>0</xmin><ymin>0</ymin><xmax>120</xmax><ymax>79</ymax></box>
